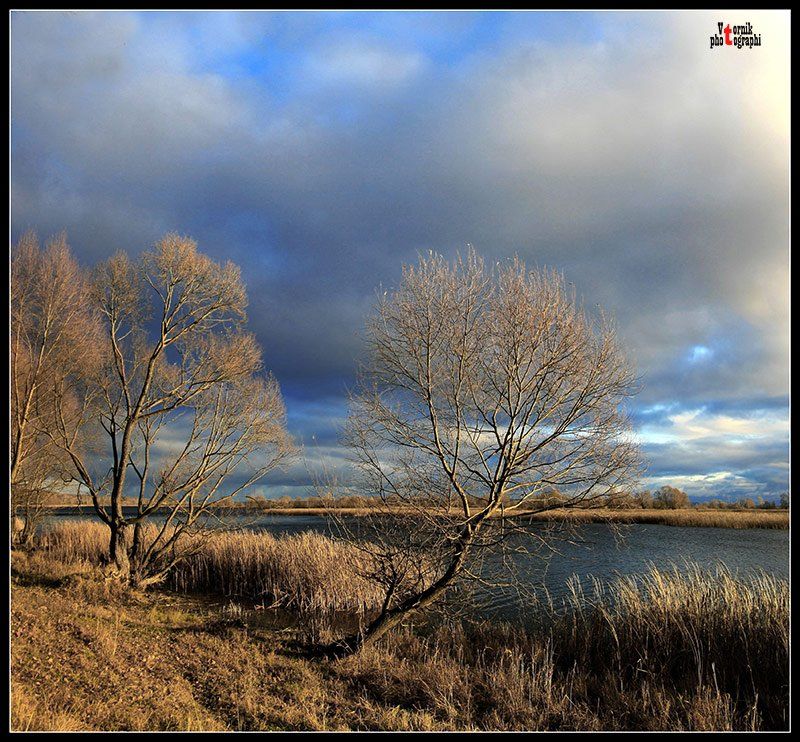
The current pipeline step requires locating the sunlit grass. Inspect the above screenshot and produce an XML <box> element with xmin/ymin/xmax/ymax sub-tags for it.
<box><xmin>18</xmin><ymin>522</ymin><xmax>788</xmax><ymax>730</ymax></box>
<box><xmin>522</xmin><ymin>507</ymin><xmax>788</xmax><ymax>529</ymax></box>
<box><xmin>37</xmin><ymin>521</ymin><xmax>385</xmax><ymax>616</ymax></box>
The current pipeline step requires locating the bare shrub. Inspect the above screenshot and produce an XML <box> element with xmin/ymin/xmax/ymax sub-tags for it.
<box><xmin>11</xmin><ymin>231</ymin><xmax>100</xmax><ymax>546</ymax></box>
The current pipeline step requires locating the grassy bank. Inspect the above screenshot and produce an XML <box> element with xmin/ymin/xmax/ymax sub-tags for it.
<box><xmin>235</xmin><ymin>506</ymin><xmax>789</xmax><ymax>529</ymax></box>
<box><xmin>517</xmin><ymin>507</ymin><xmax>789</xmax><ymax>529</ymax></box>
<box><xmin>39</xmin><ymin>505</ymin><xmax>789</xmax><ymax>529</ymax></box>
<box><xmin>37</xmin><ymin>522</ymin><xmax>385</xmax><ymax>619</ymax></box>
<box><xmin>11</xmin><ymin>528</ymin><xmax>789</xmax><ymax>731</ymax></box>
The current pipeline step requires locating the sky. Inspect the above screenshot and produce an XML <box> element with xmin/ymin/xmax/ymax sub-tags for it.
<box><xmin>10</xmin><ymin>10</ymin><xmax>790</xmax><ymax>502</ymax></box>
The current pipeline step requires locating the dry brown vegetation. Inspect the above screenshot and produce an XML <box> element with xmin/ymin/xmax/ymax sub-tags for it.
<box><xmin>12</xmin><ymin>524</ymin><xmax>789</xmax><ymax>731</ymax></box>
<box><xmin>37</xmin><ymin>522</ymin><xmax>385</xmax><ymax>625</ymax></box>
<box><xmin>517</xmin><ymin>507</ymin><xmax>789</xmax><ymax>529</ymax></box>
<box><xmin>241</xmin><ymin>504</ymin><xmax>789</xmax><ymax>528</ymax></box>
<box><xmin>11</xmin><ymin>231</ymin><xmax>101</xmax><ymax>545</ymax></box>
<box><xmin>37</xmin><ymin>503</ymin><xmax>789</xmax><ymax>531</ymax></box>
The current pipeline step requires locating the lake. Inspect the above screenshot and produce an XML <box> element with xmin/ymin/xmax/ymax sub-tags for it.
<box><xmin>45</xmin><ymin>510</ymin><xmax>789</xmax><ymax>620</ymax></box>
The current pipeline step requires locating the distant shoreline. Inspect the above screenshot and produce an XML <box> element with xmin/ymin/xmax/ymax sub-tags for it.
<box><xmin>511</xmin><ymin>507</ymin><xmax>788</xmax><ymax>530</ymax></box>
<box><xmin>41</xmin><ymin>504</ymin><xmax>788</xmax><ymax>529</ymax></box>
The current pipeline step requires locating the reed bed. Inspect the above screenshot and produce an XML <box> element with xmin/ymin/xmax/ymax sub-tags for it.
<box><xmin>344</xmin><ymin>565</ymin><xmax>789</xmax><ymax>730</ymax></box>
<box><xmin>558</xmin><ymin>565</ymin><xmax>788</xmax><ymax>726</ymax></box>
<box><xmin>37</xmin><ymin>520</ymin><xmax>113</xmax><ymax>563</ymax></box>
<box><xmin>36</xmin><ymin>521</ymin><xmax>384</xmax><ymax>615</ymax></box>
<box><xmin>16</xmin><ymin>524</ymin><xmax>789</xmax><ymax>730</ymax></box>
<box><xmin>168</xmin><ymin>529</ymin><xmax>383</xmax><ymax>614</ymax></box>
<box><xmin>522</xmin><ymin>507</ymin><xmax>788</xmax><ymax>529</ymax></box>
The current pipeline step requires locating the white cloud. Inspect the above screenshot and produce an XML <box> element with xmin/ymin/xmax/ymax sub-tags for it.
<box><xmin>639</xmin><ymin>406</ymin><xmax>788</xmax><ymax>446</ymax></box>
<box><xmin>304</xmin><ymin>38</ymin><xmax>426</xmax><ymax>88</ymax></box>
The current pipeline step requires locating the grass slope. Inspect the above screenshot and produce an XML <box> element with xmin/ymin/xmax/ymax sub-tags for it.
<box><xmin>11</xmin><ymin>549</ymin><xmax>788</xmax><ymax>732</ymax></box>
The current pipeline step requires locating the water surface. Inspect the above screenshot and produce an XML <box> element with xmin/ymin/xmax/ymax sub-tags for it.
<box><xmin>46</xmin><ymin>510</ymin><xmax>789</xmax><ymax>620</ymax></box>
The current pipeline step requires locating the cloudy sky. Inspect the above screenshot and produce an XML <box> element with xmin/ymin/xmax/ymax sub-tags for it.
<box><xmin>11</xmin><ymin>10</ymin><xmax>790</xmax><ymax>502</ymax></box>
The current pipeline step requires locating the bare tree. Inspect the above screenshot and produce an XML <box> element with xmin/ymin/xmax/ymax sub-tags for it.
<box><xmin>635</xmin><ymin>489</ymin><xmax>654</xmax><ymax>509</ymax></box>
<box><xmin>327</xmin><ymin>249</ymin><xmax>641</xmax><ymax>655</ymax></box>
<box><xmin>653</xmin><ymin>486</ymin><xmax>690</xmax><ymax>509</ymax></box>
<box><xmin>50</xmin><ymin>234</ymin><xmax>294</xmax><ymax>586</ymax></box>
<box><xmin>10</xmin><ymin>231</ymin><xmax>100</xmax><ymax>546</ymax></box>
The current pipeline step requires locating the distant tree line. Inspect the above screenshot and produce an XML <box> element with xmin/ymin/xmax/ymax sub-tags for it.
<box><xmin>512</xmin><ymin>485</ymin><xmax>691</xmax><ymax>510</ymax></box>
<box><xmin>58</xmin><ymin>487</ymin><xmax>786</xmax><ymax>513</ymax></box>
<box><xmin>704</xmin><ymin>493</ymin><xmax>788</xmax><ymax>510</ymax></box>
<box><xmin>510</xmin><ymin>486</ymin><xmax>788</xmax><ymax>511</ymax></box>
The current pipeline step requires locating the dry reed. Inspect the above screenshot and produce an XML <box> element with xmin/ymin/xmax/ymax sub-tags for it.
<box><xmin>521</xmin><ymin>508</ymin><xmax>788</xmax><ymax>529</ymax></box>
<box><xmin>343</xmin><ymin>564</ymin><xmax>788</xmax><ymax>730</ymax></box>
<box><xmin>36</xmin><ymin>521</ymin><xmax>385</xmax><ymax>615</ymax></box>
<box><xmin>15</xmin><ymin>525</ymin><xmax>789</xmax><ymax>730</ymax></box>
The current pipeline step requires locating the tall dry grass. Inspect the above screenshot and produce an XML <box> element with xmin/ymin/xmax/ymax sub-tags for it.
<box><xmin>36</xmin><ymin>521</ymin><xmax>384</xmax><ymax>617</ymax></box>
<box><xmin>168</xmin><ymin>529</ymin><xmax>383</xmax><ymax>614</ymax></box>
<box><xmin>344</xmin><ymin>565</ymin><xmax>788</xmax><ymax>730</ymax></box>
<box><xmin>37</xmin><ymin>520</ymin><xmax>112</xmax><ymax>564</ymax></box>
<box><xmin>522</xmin><ymin>508</ymin><xmax>788</xmax><ymax>529</ymax></box>
<box><xmin>20</xmin><ymin>522</ymin><xmax>789</xmax><ymax>730</ymax></box>
<box><xmin>558</xmin><ymin>565</ymin><xmax>788</xmax><ymax>727</ymax></box>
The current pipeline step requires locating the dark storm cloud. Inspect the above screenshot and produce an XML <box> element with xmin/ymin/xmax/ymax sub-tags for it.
<box><xmin>11</xmin><ymin>11</ymin><xmax>790</xmax><ymax>499</ymax></box>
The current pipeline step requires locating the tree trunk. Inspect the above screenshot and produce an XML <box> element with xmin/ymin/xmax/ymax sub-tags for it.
<box><xmin>12</xmin><ymin>508</ymin><xmax>40</xmax><ymax>551</ymax></box>
<box><xmin>109</xmin><ymin>520</ymin><xmax>131</xmax><ymax>577</ymax></box>
<box><xmin>323</xmin><ymin>530</ymin><xmax>474</xmax><ymax>658</ymax></box>
<box><xmin>12</xmin><ymin>516</ymin><xmax>29</xmax><ymax>549</ymax></box>
<box><xmin>19</xmin><ymin>525</ymin><xmax>36</xmax><ymax>550</ymax></box>
<box><xmin>107</xmin><ymin>412</ymin><xmax>138</xmax><ymax>578</ymax></box>
<box><xmin>127</xmin><ymin>522</ymin><xmax>149</xmax><ymax>589</ymax></box>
